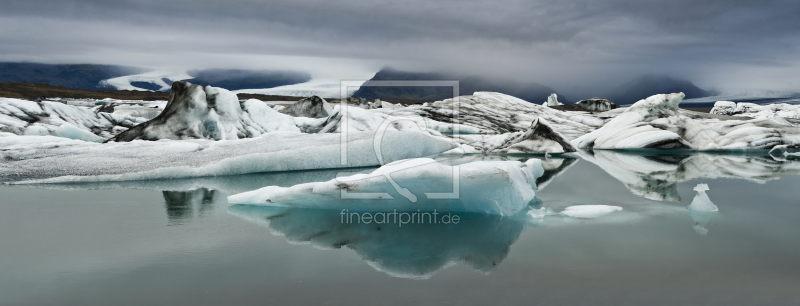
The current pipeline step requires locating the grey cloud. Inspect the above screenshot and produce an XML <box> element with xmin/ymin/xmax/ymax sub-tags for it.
<box><xmin>1</xmin><ymin>0</ymin><xmax>799</xmax><ymax>96</ymax></box>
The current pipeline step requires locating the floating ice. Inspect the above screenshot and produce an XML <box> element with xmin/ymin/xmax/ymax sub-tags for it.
<box><xmin>278</xmin><ymin>96</ymin><xmax>334</xmax><ymax>118</ymax></box>
<box><xmin>560</xmin><ymin>205</ymin><xmax>623</xmax><ymax>219</ymax></box>
<box><xmin>542</xmin><ymin>93</ymin><xmax>563</xmax><ymax>107</ymax></box>
<box><xmin>576</xmin><ymin>98</ymin><xmax>619</xmax><ymax>112</ymax></box>
<box><xmin>687</xmin><ymin>184</ymin><xmax>718</xmax><ymax>212</ymax></box>
<box><xmin>493</xmin><ymin>117</ymin><xmax>576</xmax><ymax>153</ymax></box>
<box><xmin>228</xmin><ymin>158</ymin><xmax>545</xmax><ymax>216</ymax></box>
<box><xmin>0</xmin><ymin>97</ymin><xmax>148</xmax><ymax>139</ymax></box>
<box><xmin>686</xmin><ymin>183</ymin><xmax>718</xmax><ymax>235</ymax></box>
<box><xmin>572</xmin><ymin>93</ymin><xmax>800</xmax><ymax>150</ymax></box>
<box><xmin>711</xmin><ymin>101</ymin><xmax>800</xmax><ymax>121</ymax></box>
<box><xmin>2</xmin><ymin>131</ymin><xmax>457</xmax><ymax>184</ymax></box>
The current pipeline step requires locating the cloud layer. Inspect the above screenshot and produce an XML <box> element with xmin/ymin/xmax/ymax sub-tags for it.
<box><xmin>1</xmin><ymin>0</ymin><xmax>799</xmax><ymax>96</ymax></box>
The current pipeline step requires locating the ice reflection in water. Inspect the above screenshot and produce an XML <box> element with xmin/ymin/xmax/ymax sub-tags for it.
<box><xmin>228</xmin><ymin>205</ymin><xmax>529</xmax><ymax>279</ymax></box>
<box><xmin>579</xmin><ymin>150</ymin><xmax>800</xmax><ymax>202</ymax></box>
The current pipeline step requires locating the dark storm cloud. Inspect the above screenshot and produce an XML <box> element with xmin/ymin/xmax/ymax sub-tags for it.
<box><xmin>1</xmin><ymin>0</ymin><xmax>799</xmax><ymax>95</ymax></box>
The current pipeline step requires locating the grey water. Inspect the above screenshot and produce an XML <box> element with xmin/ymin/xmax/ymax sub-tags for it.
<box><xmin>2</xmin><ymin>153</ymin><xmax>800</xmax><ymax>305</ymax></box>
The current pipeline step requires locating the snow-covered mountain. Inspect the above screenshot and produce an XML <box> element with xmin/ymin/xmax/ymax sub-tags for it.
<box><xmin>234</xmin><ymin>79</ymin><xmax>359</xmax><ymax>98</ymax></box>
<box><xmin>100</xmin><ymin>71</ymin><xmax>193</xmax><ymax>92</ymax></box>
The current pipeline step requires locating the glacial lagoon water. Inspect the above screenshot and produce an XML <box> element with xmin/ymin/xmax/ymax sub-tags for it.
<box><xmin>2</xmin><ymin>152</ymin><xmax>800</xmax><ymax>305</ymax></box>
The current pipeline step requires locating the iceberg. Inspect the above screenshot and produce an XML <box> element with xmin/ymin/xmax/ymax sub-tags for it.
<box><xmin>711</xmin><ymin>101</ymin><xmax>800</xmax><ymax>121</ymax></box>
<box><xmin>278</xmin><ymin>95</ymin><xmax>334</xmax><ymax>118</ymax></box>
<box><xmin>228</xmin><ymin>158</ymin><xmax>545</xmax><ymax>216</ymax></box>
<box><xmin>686</xmin><ymin>183</ymin><xmax>719</xmax><ymax>235</ymax></box>
<box><xmin>493</xmin><ymin>118</ymin><xmax>577</xmax><ymax>153</ymax></box>
<box><xmin>1</xmin><ymin>131</ymin><xmax>457</xmax><ymax>184</ymax></box>
<box><xmin>374</xmin><ymin>92</ymin><xmax>605</xmax><ymax>151</ymax></box>
<box><xmin>112</xmin><ymin>81</ymin><xmax>249</xmax><ymax>141</ymax></box>
<box><xmin>542</xmin><ymin>93</ymin><xmax>563</xmax><ymax>107</ymax></box>
<box><xmin>575</xmin><ymin>97</ymin><xmax>619</xmax><ymax>112</ymax></box>
<box><xmin>0</xmin><ymin>97</ymin><xmax>148</xmax><ymax>139</ymax></box>
<box><xmin>560</xmin><ymin>205</ymin><xmax>623</xmax><ymax>219</ymax></box>
<box><xmin>572</xmin><ymin>93</ymin><xmax>800</xmax><ymax>150</ymax></box>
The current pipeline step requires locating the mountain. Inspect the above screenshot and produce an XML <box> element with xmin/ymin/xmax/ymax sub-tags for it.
<box><xmin>352</xmin><ymin>68</ymin><xmax>568</xmax><ymax>103</ymax></box>
<box><xmin>0</xmin><ymin>62</ymin><xmax>144</xmax><ymax>89</ymax></box>
<box><xmin>0</xmin><ymin>62</ymin><xmax>311</xmax><ymax>92</ymax></box>
<box><xmin>183</xmin><ymin>69</ymin><xmax>311</xmax><ymax>91</ymax></box>
<box><xmin>605</xmin><ymin>75</ymin><xmax>717</xmax><ymax>105</ymax></box>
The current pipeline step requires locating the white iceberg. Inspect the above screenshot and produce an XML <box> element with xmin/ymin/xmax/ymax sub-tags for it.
<box><xmin>2</xmin><ymin>131</ymin><xmax>457</xmax><ymax>184</ymax></box>
<box><xmin>686</xmin><ymin>184</ymin><xmax>718</xmax><ymax>212</ymax></box>
<box><xmin>0</xmin><ymin>97</ymin><xmax>148</xmax><ymax>139</ymax></box>
<box><xmin>542</xmin><ymin>93</ymin><xmax>563</xmax><ymax>107</ymax></box>
<box><xmin>572</xmin><ymin>93</ymin><xmax>800</xmax><ymax>150</ymax></box>
<box><xmin>711</xmin><ymin>101</ymin><xmax>800</xmax><ymax>121</ymax></box>
<box><xmin>686</xmin><ymin>183</ymin><xmax>718</xmax><ymax>235</ymax></box>
<box><xmin>228</xmin><ymin>158</ymin><xmax>545</xmax><ymax>216</ymax></box>
<box><xmin>560</xmin><ymin>205</ymin><xmax>623</xmax><ymax>219</ymax></box>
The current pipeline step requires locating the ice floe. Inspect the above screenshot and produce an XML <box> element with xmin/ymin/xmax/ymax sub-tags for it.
<box><xmin>542</xmin><ymin>93</ymin><xmax>563</xmax><ymax>107</ymax></box>
<box><xmin>560</xmin><ymin>205</ymin><xmax>623</xmax><ymax>219</ymax></box>
<box><xmin>575</xmin><ymin>97</ymin><xmax>619</xmax><ymax>112</ymax></box>
<box><xmin>0</xmin><ymin>97</ymin><xmax>148</xmax><ymax>140</ymax></box>
<box><xmin>686</xmin><ymin>183</ymin><xmax>719</xmax><ymax>235</ymax></box>
<box><xmin>228</xmin><ymin>157</ymin><xmax>545</xmax><ymax>216</ymax></box>
<box><xmin>1</xmin><ymin>131</ymin><xmax>457</xmax><ymax>184</ymax></box>
<box><xmin>572</xmin><ymin>93</ymin><xmax>800</xmax><ymax>150</ymax></box>
<box><xmin>711</xmin><ymin>101</ymin><xmax>800</xmax><ymax>121</ymax></box>
<box><xmin>492</xmin><ymin>118</ymin><xmax>577</xmax><ymax>154</ymax></box>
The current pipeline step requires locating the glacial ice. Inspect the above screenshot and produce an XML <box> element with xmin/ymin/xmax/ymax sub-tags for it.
<box><xmin>686</xmin><ymin>183</ymin><xmax>718</xmax><ymax>235</ymax></box>
<box><xmin>572</xmin><ymin>93</ymin><xmax>800</xmax><ymax>150</ymax></box>
<box><xmin>575</xmin><ymin>98</ymin><xmax>619</xmax><ymax>112</ymax></box>
<box><xmin>559</xmin><ymin>205</ymin><xmax>623</xmax><ymax>219</ymax></box>
<box><xmin>542</xmin><ymin>93</ymin><xmax>563</xmax><ymax>107</ymax></box>
<box><xmin>228</xmin><ymin>158</ymin><xmax>545</xmax><ymax>216</ymax></box>
<box><xmin>278</xmin><ymin>96</ymin><xmax>333</xmax><ymax>118</ymax></box>
<box><xmin>1</xmin><ymin>131</ymin><xmax>457</xmax><ymax>184</ymax></box>
<box><xmin>711</xmin><ymin>101</ymin><xmax>800</xmax><ymax>121</ymax></box>
<box><xmin>0</xmin><ymin>97</ymin><xmax>148</xmax><ymax>139</ymax></box>
<box><xmin>100</xmin><ymin>71</ymin><xmax>193</xmax><ymax>92</ymax></box>
<box><xmin>492</xmin><ymin>117</ymin><xmax>576</xmax><ymax>153</ymax></box>
<box><xmin>687</xmin><ymin>184</ymin><xmax>718</xmax><ymax>212</ymax></box>
<box><xmin>112</xmin><ymin>82</ymin><xmax>249</xmax><ymax>141</ymax></box>
<box><xmin>373</xmin><ymin>92</ymin><xmax>605</xmax><ymax>150</ymax></box>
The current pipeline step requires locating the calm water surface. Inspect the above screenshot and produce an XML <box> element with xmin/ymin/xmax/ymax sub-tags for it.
<box><xmin>2</xmin><ymin>153</ymin><xmax>799</xmax><ymax>305</ymax></box>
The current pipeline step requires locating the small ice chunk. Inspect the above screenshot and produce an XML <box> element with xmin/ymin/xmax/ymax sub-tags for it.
<box><xmin>560</xmin><ymin>205</ymin><xmax>623</xmax><ymax>219</ymax></box>
<box><xmin>687</xmin><ymin>183</ymin><xmax>718</xmax><ymax>212</ymax></box>
<box><xmin>55</xmin><ymin>124</ymin><xmax>106</xmax><ymax>143</ymax></box>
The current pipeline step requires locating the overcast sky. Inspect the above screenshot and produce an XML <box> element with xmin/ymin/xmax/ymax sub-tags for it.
<box><xmin>1</xmin><ymin>0</ymin><xmax>798</xmax><ymax>96</ymax></box>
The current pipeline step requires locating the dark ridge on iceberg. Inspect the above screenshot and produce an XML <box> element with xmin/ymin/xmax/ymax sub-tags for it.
<box><xmin>183</xmin><ymin>69</ymin><xmax>311</xmax><ymax>91</ymax></box>
<box><xmin>605</xmin><ymin>75</ymin><xmax>717</xmax><ymax>106</ymax></box>
<box><xmin>352</xmin><ymin>67</ymin><xmax>569</xmax><ymax>103</ymax></box>
<box><xmin>0</xmin><ymin>62</ymin><xmax>144</xmax><ymax>89</ymax></box>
